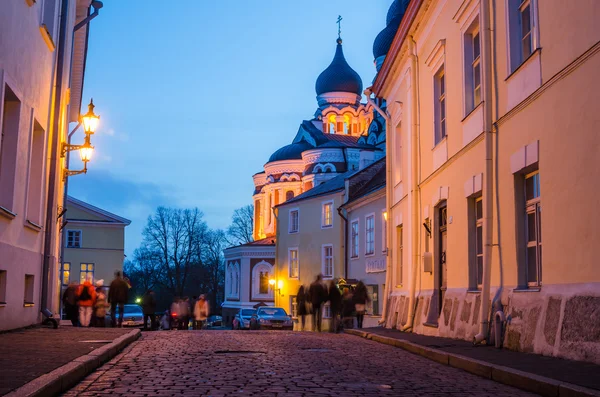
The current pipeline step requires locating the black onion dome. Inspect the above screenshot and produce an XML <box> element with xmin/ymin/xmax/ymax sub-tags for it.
<box><xmin>315</xmin><ymin>39</ymin><xmax>363</xmax><ymax>96</ymax></box>
<box><xmin>268</xmin><ymin>141</ymin><xmax>313</xmax><ymax>163</ymax></box>
<box><xmin>373</xmin><ymin>0</ymin><xmax>409</xmax><ymax>60</ymax></box>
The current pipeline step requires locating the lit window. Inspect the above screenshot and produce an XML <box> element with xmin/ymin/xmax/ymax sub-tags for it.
<box><xmin>289</xmin><ymin>249</ymin><xmax>299</xmax><ymax>278</ymax></box>
<box><xmin>62</xmin><ymin>263</ymin><xmax>70</xmax><ymax>286</ymax></box>
<box><xmin>289</xmin><ymin>209</ymin><xmax>299</xmax><ymax>233</ymax></box>
<box><xmin>79</xmin><ymin>263</ymin><xmax>94</xmax><ymax>283</ymax></box>
<box><xmin>322</xmin><ymin>201</ymin><xmax>333</xmax><ymax>228</ymax></box>
<box><xmin>435</xmin><ymin>67</ymin><xmax>446</xmax><ymax>145</ymax></box>
<box><xmin>67</xmin><ymin>230</ymin><xmax>81</xmax><ymax>248</ymax></box>
<box><xmin>525</xmin><ymin>171</ymin><xmax>542</xmax><ymax>286</ymax></box>
<box><xmin>365</xmin><ymin>215</ymin><xmax>375</xmax><ymax>256</ymax></box>
<box><xmin>322</xmin><ymin>245</ymin><xmax>333</xmax><ymax>278</ymax></box>
<box><xmin>350</xmin><ymin>220</ymin><xmax>359</xmax><ymax>258</ymax></box>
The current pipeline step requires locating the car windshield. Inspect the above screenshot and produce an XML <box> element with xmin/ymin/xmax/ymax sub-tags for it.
<box><xmin>124</xmin><ymin>305</ymin><xmax>142</xmax><ymax>314</ymax></box>
<box><xmin>259</xmin><ymin>308</ymin><xmax>287</xmax><ymax>316</ymax></box>
<box><xmin>241</xmin><ymin>309</ymin><xmax>256</xmax><ymax>317</ymax></box>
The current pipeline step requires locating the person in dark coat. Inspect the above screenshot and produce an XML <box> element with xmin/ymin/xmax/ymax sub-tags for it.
<box><xmin>296</xmin><ymin>285</ymin><xmax>308</xmax><ymax>331</ymax></box>
<box><xmin>341</xmin><ymin>287</ymin><xmax>354</xmax><ymax>329</ymax></box>
<box><xmin>308</xmin><ymin>274</ymin><xmax>327</xmax><ymax>332</ymax></box>
<box><xmin>353</xmin><ymin>281</ymin><xmax>370</xmax><ymax>328</ymax></box>
<box><xmin>142</xmin><ymin>289</ymin><xmax>157</xmax><ymax>330</ymax></box>
<box><xmin>108</xmin><ymin>271</ymin><xmax>129</xmax><ymax>327</ymax></box>
<box><xmin>62</xmin><ymin>281</ymin><xmax>79</xmax><ymax>327</ymax></box>
<box><xmin>328</xmin><ymin>280</ymin><xmax>342</xmax><ymax>333</ymax></box>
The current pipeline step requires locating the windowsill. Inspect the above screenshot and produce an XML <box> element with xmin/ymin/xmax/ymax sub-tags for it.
<box><xmin>513</xmin><ymin>287</ymin><xmax>541</xmax><ymax>293</ymax></box>
<box><xmin>288</xmin><ymin>277</ymin><xmax>299</xmax><ymax>280</ymax></box>
<box><xmin>23</xmin><ymin>302</ymin><xmax>35</xmax><ymax>307</ymax></box>
<box><xmin>462</xmin><ymin>101</ymin><xmax>483</xmax><ymax>122</ymax></box>
<box><xmin>505</xmin><ymin>48</ymin><xmax>541</xmax><ymax>82</ymax></box>
<box><xmin>39</xmin><ymin>24</ymin><xmax>56</xmax><ymax>51</ymax></box>
<box><xmin>423</xmin><ymin>322</ymin><xmax>439</xmax><ymax>328</ymax></box>
<box><xmin>0</xmin><ymin>206</ymin><xmax>17</xmax><ymax>220</ymax></box>
<box><xmin>467</xmin><ymin>289</ymin><xmax>481</xmax><ymax>294</ymax></box>
<box><xmin>25</xmin><ymin>220</ymin><xmax>43</xmax><ymax>232</ymax></box>
<box><xmin>322</xmin><ymin>276</ymin><xmax>334</xmax><ymax>280</ymax></box>
<box><xmin>350</xmin><ymin>256</ymin><xmax>359</xmax><ymax>260</ymax></box>
<box><xmin>321</xmin><ymin>225</ymin><xmax>333</xmax><ymax>229</ymax></box>
<box><xmin>365</xmin><ymin>253</ymin><xmax>375</xmax><ymax>258</ymax></box>
<box><xmin>0</xmin><ymin>303</ymin><xmax>6</xmax><ymax>307</ymax></box>
<box><xmin>288</xmin><ymin>231</ymin><xmax>298</xmax><ymax>234</ymax></box>
<box><xmin>432</xmin><ymin>136</ymin><xmax>447</xmax><ymax>151</ymax></box>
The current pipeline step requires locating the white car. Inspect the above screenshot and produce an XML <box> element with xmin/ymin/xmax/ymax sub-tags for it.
<box><xmin>109</xmin><ymin>304</ymin><xmax>145</xmax><ymax>327</ymax></box>
<box><xmin>233</xmin><ymin>309</ymin><xmax>256</xmax><ymax>330</ymax></box>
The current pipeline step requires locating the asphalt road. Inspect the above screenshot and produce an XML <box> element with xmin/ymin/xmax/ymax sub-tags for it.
<box><xmin>62</xmin><ymin>330</ymin><xmax>537</xmax><ymax>396</ymax></box>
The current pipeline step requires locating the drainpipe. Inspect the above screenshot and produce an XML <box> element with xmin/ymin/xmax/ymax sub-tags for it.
<box><xmin>364</xmin><ymin>92</ymin><xmax>391</xmax><ymax>325</ymax></box>
<box><xmin>337</xmin><ymin>207</ymin><xmax>349</xmax><ymax>279</ymax></box>
<box><xmin>41</xmin><ymin>0</ymin><xmax>70</xmax><ymax>315</ymax></box>
<box><xmin>400</xmin><ymin>36</ymin><xmax>421</xmax><ymax>332</ymax></box>
<box><xmin>474</xmin><ymin>0</ymin><xmax>495</xmax><ymax>345</ymax></box>
<box><xmin>73</xmin><ymin>1</ymin><xmax>103</xmax><ymax>32</ymax></box>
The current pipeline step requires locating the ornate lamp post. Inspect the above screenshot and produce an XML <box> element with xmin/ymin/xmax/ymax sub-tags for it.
<box><xmin>62</xmin><ymin>99</ymin><xmax>99</xmax><ymax>180</ymax></box>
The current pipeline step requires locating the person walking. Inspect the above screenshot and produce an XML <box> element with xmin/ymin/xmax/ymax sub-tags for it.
<box><xmin>194</xmin><ymin>295</ymin><xmax>210</xmax><ymax>330</ymax></box>
<box><xmin>108</xmin><ymin>271</ymin><xmax>129</xmax><ymax>328</ymax></box>
<box><xmin>308</xmin><ymin>274</ymin><xmax>327</xmax><ymax>332</ymax></box>
<box><xmin>178</xmin><ymin>297</ymin><xmax>190</xmax><ymax>330</ymax></box>
<box><xmin>62</xmin><ymin>281</ymin><xmax>79</xmax><ymax>327</ymax></box>
<box><xmin>94</xmin><ymin>280</ymin><xmax>109</xmax><ymax>327</ymax></box>
<box><xmin>296</xmin><ymin>285</ymin><xmax>308</xmax><ymax>331</ymax></box>
<box><xmin>142</xmin><ymin>289</ymin><xmax>157</xmax><ymax>331</ymax></box>
<box><xmin>353</xmin><ymin>281</ymin><xmax>370</xmax><ymax>329</ymax></box>
<box><xmin>341</xmin><ymin>287</ymin><xmax>354</xmax><ymax>329</ymax></box>
<box><xmin>77</xmin><ymin>279</ymin><xmax>96</xmax><ymax>327</ymax></box>
<box><xmin>328</xmin><ymin>280</ymin><xmax>342</xmax><ymax>333</ymax></box>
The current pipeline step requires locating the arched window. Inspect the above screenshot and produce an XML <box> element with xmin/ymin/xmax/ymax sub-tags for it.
<box><xmin>259</xmin><ymin>271</ymin><xmax>269</xmax><ymax>294</ymax></box>
<box><xmin>329</xmin><ymin>114</ymin><xmax>336</xmax><ymax>134</ymax></box>
<box><xmin>286</xmin><ymin>191</ymin><xmax>294</xmax><ymax>201</ymax></box>
<box><xmin>252</xmin><ymin>261</ymin><xmax>273</xmax><ymax>300</ymax></box>
<box><xmin>226</xmin><ymin>262</ymin><xmax>240</xmax><ymax>299</ymax></box>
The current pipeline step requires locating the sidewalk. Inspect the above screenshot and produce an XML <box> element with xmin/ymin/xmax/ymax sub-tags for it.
<box><xmin>346</xmin><ymin>327</ymin><xmax>600</xmax><ymax>397</ymax></box>
<box><xmin>0</xmin><ymin>325</ymin><xmax>136</xmax><ymax>396</ymax></box>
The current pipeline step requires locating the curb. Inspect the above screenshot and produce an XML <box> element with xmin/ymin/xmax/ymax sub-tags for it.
<box><xmin>5</xmin><ymin>329</ymin><xmax>141</xmax><ymax>397</ymax></box>
<box><xmin>344</xmin><ymin>329</ymin><xmax>600</xmax><ymax>397</ymax></box>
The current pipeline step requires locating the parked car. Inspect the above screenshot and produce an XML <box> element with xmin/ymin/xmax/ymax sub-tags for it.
<box><xmin>233</xmin><ymin>309</ymin><xmax>257</xmax><ymax>330</ymax></box>
<box><xmin>108</xmin><ymin>304</ymin><xmax>144</xmax><ymax>327</ymax></box>
<box><xmin>254</xmin><ymin>307</ymin><xmax>293</xmax><ymax>330</ymax></box>
<box><xmin>206</xmin><ymin>315</ymin><xmax>222</xmax><ymax>328</ymax></box>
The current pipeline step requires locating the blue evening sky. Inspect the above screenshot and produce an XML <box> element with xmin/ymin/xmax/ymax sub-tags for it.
<box><xmin>69</xmin><ymin>1</ymin><xmax>391</xmax><ymax>257</ymax></box>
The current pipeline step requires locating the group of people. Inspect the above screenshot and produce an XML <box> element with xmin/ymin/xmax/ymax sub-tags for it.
<box><xmin>159</xmin><ymin>295</ymin><xmax>210</xmax><ymax>330</ymax></box>
<box><xmin>62</xmin><ymin>271</ymin><xmax>129</xmax><ymax>328</ymax></box>
<box><xmin>296</xmin><ymin>275</ymin><xmax>371</xmax><ymax>332</ymax></box>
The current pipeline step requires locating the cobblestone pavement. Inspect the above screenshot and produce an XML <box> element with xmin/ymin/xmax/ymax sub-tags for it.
<box><xmin>63</xmin><ymin>331</ymin><xmax>537</xmax><ymax>396</ymax></box>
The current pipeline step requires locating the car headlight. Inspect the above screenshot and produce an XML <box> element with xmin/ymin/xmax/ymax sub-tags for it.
<box><xmin>259</xmin><ymin>318</ymin><xmax>266</xmax><ymax>324</ymax></box>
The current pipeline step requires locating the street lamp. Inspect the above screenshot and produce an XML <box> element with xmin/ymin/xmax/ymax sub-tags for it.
<box><xmin>81</xmin><ymin>99</ymin><xmax>100</xmax><ymax>134</ymax></box>
<box><xmin>62</xmin><ymin>99</ymin><xmax>98</xmax><ymax>180</ymax></box>
<box><xmin>269</xmin><ymin>278</ymin><xmax>284</xmax><ymax>297</ymax></box>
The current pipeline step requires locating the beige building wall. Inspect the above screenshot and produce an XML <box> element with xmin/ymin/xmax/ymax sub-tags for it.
<box><xmin>377</xmin><ymin>0</ymin><xmax>600</xmax><ymax>363</ymax></box>
<box><xmin>275</xmin><ymin>191</ymin><xmax>345</xmax><ymax>330</ymax></box>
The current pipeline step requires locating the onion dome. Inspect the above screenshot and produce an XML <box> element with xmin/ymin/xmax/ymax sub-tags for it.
<box><xmin>268</xmin><ymin>141</ymin><xmax>313</xmax><ymax>163</ymax></box>
<box><xmin>315</xmin><ymin>39</ymin><xmax>363</xmax><ymax>96</ymax></box>
<box><xmin>373</xmin><ymin>0</ymin><xmax>409</xmax><ymax>62</ymax></box>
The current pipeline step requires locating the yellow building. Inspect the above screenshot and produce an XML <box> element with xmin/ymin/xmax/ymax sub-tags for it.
<box><xmin>372</xmin><ymin>0</ymin><xmax>600</xmax><ymax>363</ymax></box>
<box><xmin>62</xmin><ymin>197</ymin><xmax>130</xmax><ymax>308</ymax></box>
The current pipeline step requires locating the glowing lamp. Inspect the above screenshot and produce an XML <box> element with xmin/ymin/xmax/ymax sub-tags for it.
<box><xmin>135</xmin><ymin>297</ymin><xmax>141</xmax><ymax>304</ymax></box>
<box><xmin>277</xmin><ymin>280</ymin><xmax>284</xmax><ymax>290</ymax></box>
<box><xmin>81</xmin><ymin>99</ymin><xmax>100</xmax><ymax>134</ymax></box>
<box><xmin>79</xmin><ymin>144</ymin><xmax>94</xmax><ymax>162</ymax></box>
<box><xmin>269</xmin><ymin>279</ymin><xmax>276</xmax><ymax>286</ymax></box>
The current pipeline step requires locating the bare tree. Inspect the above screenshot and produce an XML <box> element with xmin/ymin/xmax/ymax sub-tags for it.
<box><xmin>202</xmin><ymin>229</ymin><xmax>227</xmax><ymax>309</ymax></box>
<box><xmin>227</xmin><ymin>204</ymin><xmax>254</xmax><ymax>245</ymax></box>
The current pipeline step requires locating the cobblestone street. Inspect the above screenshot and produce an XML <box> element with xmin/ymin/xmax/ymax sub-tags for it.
<box><xmin>63</xmin><ymin>330</ymin><xmax>537</xmax><ymax>396</ymax></box>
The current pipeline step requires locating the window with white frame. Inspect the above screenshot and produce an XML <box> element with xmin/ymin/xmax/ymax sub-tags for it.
<box><xmin>323</xmin><ymin>303</ymin><xmax>332</xmax><ymax>319</ymax></box>
<box><xmin>464</xmin><ymin>19</ymin><xmax>481</xmax><ymax>114</ymax></box>
<box><xmin>507</xmin><ymin>0</ymin><xmax>538</xmax><ymax>72</ymax></box>
<box><xmin>471</xmin><ymin>197</ymin><xmax>484</xmax><ymax>289</ymax></box>
<box><xmin>290</xmin><ymin>296</ymin><xmax>298</xmax><ymax>319</ymax></box>
<box><xmin>80</xmin><ymin>263</ymin><xmax>94</xmax><ymax>283</ymax></box>
<box><xmin>365</xmin><ymin>214</ymin><xmax>375</xmax><ymax>256</ymax></box>
<box><xmin>289</xmin><ymin>248</ymin><xmax>299</xmax><ymax>278</ymax></box>
<box><xmin>525</xmin><ymin>171</ymin><xmax>541</xmax><ymax>286</ymax></box>
<box><xmin>322</xmin><ymin>245</ymin><xmax>333</xmax><ymax>278</ymax></box>
<box><xmin>66</xmin><ymin>230</ymin><xmax>81</xmax><ymax>248</ymax></box>
<box><xmin>226</xmin><ymin>262</ymin><xmax>240</xmax><ymax>299</ymax></box>
<box><xmin>322</xmin><ymin>201</ymin><xmax>333</xmax><ymax>227</ymax></box>
<box><xmin>434</xmin><ymin>67</ymin><xmax>447</xmax><ymax>145</ymax></box>
<box><xmin>40</xmin><ymin>0</ymin><xmax>58</xmax><ymax>47</ymax></box>
<box><xmin>382</xmin><ymin>211</ymin><xmax>387</xmax><ymax>253</ymax></box>
<box><xmin>289</xmin><ymin>209</ymin><xmax>299</xmax><ymax>233</ymax></box>
<box><xmin>350</xmin><ymin>220</ymin><xmax>359</xmax><ymax>258</ymax></box>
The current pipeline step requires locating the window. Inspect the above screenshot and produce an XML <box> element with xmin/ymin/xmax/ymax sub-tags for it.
<box><xmin>508</xmin><ymin>0</ymin><xmax>537</xmax><ymax>72</ymax></box>
<box><xmin>0</xmin><ymin>270</ymin><xmax>6</xmax><ymax>304</ymax></box>
<box><xmin>67</xmin><ymin>230</ymin><xmax>82</xmax><ymax>248</ymax></box>
<box><xmin>252</xmin><ymin>261</ymin><xmax>273</xmax><ymax>299</ymax></box>
<box><xmin>382</xmin><ymin>211</ymin><xmax>387</xmax><ymax>253</ymax></box>
<box><xmin>289</xmin><ymin>248</ymin><xmax>299</xmax><ymax>278</ymax></box>
<box><xmin>24</xmin><ymin>274</ymin><xmax>34</xmax><ymax>304</ymax></box>
<box><xmin>0</xmin><ymin>85</ymin><xmax>22</xmax><ymax>212</ymax></box>
<box><xmin>322</xmin><ymin>201</ymin><xmax>333</xmax><ymax>227</ymax></box>
<box><xmin>286</xmin><ymin>191</ymin><xmax>295</xmax><ymax>201</ymax></box>
<box><xmin>525</xmin><ymin>171</ymin><xmax>542</xmax><ymax>286</ymax></box>
<box><xmin>62</xmin><ymin>263</ymin><xmax>70</xmax><ymax>286</ymax></box>
<box><xmin>471</xmin><ymin>197</ymin><xmax>484</xmax><ymax>288</ymax></box>
<box><xmin>26</xmin><ymin>119</ymin><xmax>46</xmax><ymax>225</ymax></box>
<box><xmin>289</xmin><ymin>209</ymin><xmax>299</xmax><ymax>233</ymax></box>
<box><xmin>434</xmin><ymin>67</ymin><xmax>447</xmax><ymax>145</ymax></box>
<box><xmin>322</xmin><ymin>244</ymin><xmax>333</xmax><ymax>278</ymax></box>
<box><xmin>323</xmin><ymin>303</ymin><xmax>332</xmax><ymax>319</ymax></box>
<box><xmin>290</xmin><ymin>296</ymin><xmax>298</xmax><ymax>319</ymax></box>
<box><xmin>396</xmin><ymin>225</ymin><xmax>403</xmax><ymax>286</ymax></box>
<box><xmin>259</xmin><ymin>271</ymin><xmax>269</xmax><ymax>294</ymax></box>
<box><xmin>350</xmin><ymin>220</ymin><xmax>359</xmax><ymax>258</ymax></box>
<box><xmin>40</xmin><ymin>0</ymin><xmax>58</xmax><ymax>48</ymax></box>
<box><xmin>464</xmin><ymin>20</ymin><xmax>481</xmax><ymax>114</ymax></box>
<box><xmin>79</xmin><ymin>263</ymin><xmax>94</xmax><ymax>283</ymax></box>
<box><xmin>365</xmin><ymin>214</ymin><xmax>375</xmax><ymax>256</ymax></box>
<box><xmin>366</xmin><ymin>285</ymin><xmax>379</xmax><ymax>315</ymax></box>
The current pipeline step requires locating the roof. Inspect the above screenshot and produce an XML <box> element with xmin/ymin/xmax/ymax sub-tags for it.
<box><xmin>315</xmin><ymin>39</ymin><xmax>363</xmax><ymax>96</ymax></box>
<box><xmin>320</xmin><ymin>133</ymin><xmax>380</xmax><ymax>149</ymax></box>
<box><xmin>346</xmin><ymin>158</ymin><xmax>387</xmax><ymax>205</ymax></box>
<box><xmin>280</xmin><ymin>170</ymin><xmax>355</xmax><ymax>206</ymax></box>
<box><xmin>268</xmin><ymin>140</ymin><xmax>314</xmax><ymax>163</ymax></box>
<box><xmin>225</xmin><ymin>237</ymin><xmax>276</xmax><ymax>251</ymax></box>
<box><xmin>66</xmin><ymin>196</ymin><xmax>131</xmax><ymax>225</ymax></box>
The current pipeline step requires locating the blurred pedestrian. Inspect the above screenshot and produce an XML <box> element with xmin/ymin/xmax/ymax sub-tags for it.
<box><xmin>142</xmin><ymin>289</ymin><xmax>157</xmax><ymax>331</ymax></box>
<box><xmin>178</xmin><ymin>297</ymin><xmax>190</xmax><ymax>330</ymax></box>
<box><xmin>194</xmin><ymin>295</ymin><xmax>210</xmax><ymax>330</ymax></box>
<box><xmin>160</xmin><ymin>309</ymin><xmax>171</xmax><ymax>330</ymax></box>
<box><xmin>341</xmin><ymin>287</ymin><xmax>354</xmax><ymax>329</ymax></box>
<box><xmin>77</xmin><ymin>278</ymin><xmax>96</xmax><ymax>327</ymax></box>
<box><xmin>353</xmin><ymin>281</ymin><xmax>370</xmax><ymax>329</ymax></box>
<box><xmin>328</xmin><ymin>280</ymin><xmax>342</xmax><ymax>333</ymax></box>
<box><xmin>93</xmin><ymin>280</ymin><xmax>108</xmax><ymax>327</ymax></box>
<box><xmin>108</xmin><ymin>271</ymin><xmax>129</xmax><ymax>328</ymax></box>
<box><xmin>170</xmin><ymin>298</ymin><xmax>180</xmax><ymax>330</ymax></box>
<box><xmin>309</xmin><ymin>274</ymin><xmax>327</xmax><ymax>332</ymax></box>
<box><xmin>296</xmin><ymin>285</ymin><xmax>308</xmax><ymax>331</ymax></box>
<box><xmin>62</xmin><ymin>281</ymin><xmax>79</xmax><ymax>327</ymax></box>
